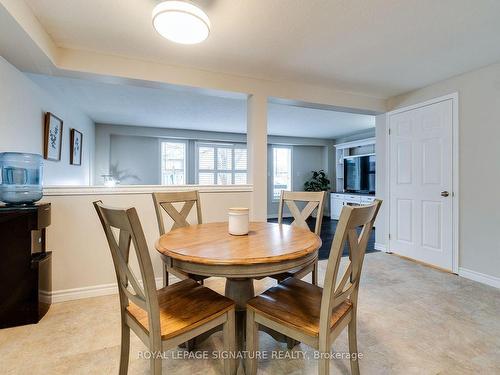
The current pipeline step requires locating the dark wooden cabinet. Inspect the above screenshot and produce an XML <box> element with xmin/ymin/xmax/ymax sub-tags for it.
<box><xmin>0</xmin><ymin>203</ymin><xmax>52</xmax><ymax>328</ymax></box>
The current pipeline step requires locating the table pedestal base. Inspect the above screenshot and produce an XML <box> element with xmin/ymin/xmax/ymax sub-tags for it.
<box><xmin>225</xmin><ymin>278</ymin><xmax>255</xmax><ymax>350</ymax></box>
<box><xmin>181</xmin><ymin>277</ymin><xmax>299</xmax><ymax>353</ymax></box>
<box><xmin>224</xmin><ymin>278</ymin><xmax>296</xmax><ymax>351</ymax></box>
<box><xmin>224</xmin><ymin>278</ymin><xmax>255</xmax><ymax>310</ymax></box>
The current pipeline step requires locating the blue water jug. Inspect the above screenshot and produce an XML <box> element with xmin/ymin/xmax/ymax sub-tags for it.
<box><xmin>0</xmin><ymin>152</ymin><xmax>43</xmax><ymax>205</ymax></box>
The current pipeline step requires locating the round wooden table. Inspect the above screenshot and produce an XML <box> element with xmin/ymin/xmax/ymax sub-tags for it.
<box><xmin>155</xmin><ymin>221</ymin><xmax>321</xmax><ymax>350</ymax></box>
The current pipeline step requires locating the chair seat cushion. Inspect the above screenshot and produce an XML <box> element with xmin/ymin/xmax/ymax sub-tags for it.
<box><xmin>127</xmin><ymin>279</ymin><xmax>234</xmax><ymax>339</ymax></box>
<box><xmin>247</xmin><ymin>278</ymin><xmax>352</xmax><ymax>337</ymax></box>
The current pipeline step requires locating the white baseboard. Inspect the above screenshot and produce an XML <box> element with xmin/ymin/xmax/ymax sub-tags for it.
<box><xmin>49</xmin><ymin>267</ymin><xmax>499</xmax><ymax>303</ymax></box>
<box><xmin>374</xmin><ymin>242</ymin><xmax>387</xmax><ymax>252</ymax></box>
<box><xmin>50</xmin><ymin>277</ymin><xmax>167</xmax><ymax>303</ymax></box>
<box><xmin>50</xmin><ymin>283</ymin><xmax>119</xmax><ymax>303</ymax></box>
<box><xmin>458</xmin><ymin>267</ymin><xmax>500</xmax><ymax>289</ymax></box>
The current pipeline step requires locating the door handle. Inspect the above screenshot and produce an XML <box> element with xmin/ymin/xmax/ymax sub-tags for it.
<box><xmin>441</xmin><ymin>191</ymin><xmax>450</xmax><ymax>197</ymax></box>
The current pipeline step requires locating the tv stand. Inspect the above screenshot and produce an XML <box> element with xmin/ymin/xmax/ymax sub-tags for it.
<box><xmin>330</xmin><ymin>192</ymin><xmax>376</xmax><ymax>220</ymax></box>
<box><xmin>334</xmin><ymin>137</ymin><xmax>375</xmax><ymax>195</ymax></box>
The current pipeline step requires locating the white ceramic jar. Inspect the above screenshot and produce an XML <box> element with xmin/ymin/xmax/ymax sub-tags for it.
<box><xmin>228</xmin><ymin>207</ymin><xmax>249</xmax><ymax>235</ymax></box>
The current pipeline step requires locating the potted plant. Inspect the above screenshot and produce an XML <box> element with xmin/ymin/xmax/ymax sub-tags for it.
<box><xmin>304</xmin><ymin>170</ymin><xmax>331</xmax><ymax>217</ymax></box>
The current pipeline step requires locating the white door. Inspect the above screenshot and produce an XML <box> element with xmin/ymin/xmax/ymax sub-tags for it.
<box><xmin>389</xmin><ymin>99</ymin><xmax>454</xmax><ymax>270</ymax></box>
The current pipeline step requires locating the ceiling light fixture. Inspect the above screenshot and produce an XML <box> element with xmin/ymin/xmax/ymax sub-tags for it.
<box><xmin>152</xmin><ymin>1</ymin><xmax>211</xmax><ymax>45</ymax></box>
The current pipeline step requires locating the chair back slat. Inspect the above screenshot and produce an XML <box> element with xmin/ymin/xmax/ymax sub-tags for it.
<box><xmin>123</xmin><ymin>286</ymin><xmax>148</xmax><ymax>310</ymax></box>
<box><xmin>152</xmin><ymin>191</ymin><xmax>202</xmax><ymax>234</ymax></box>
<box><xmin>319</xmin><ymin>200</ymin><xmax>382</xmax><ymax>335</ymax></box>
<box><xmin>115</xmin><ymin>229</ymin><xmax>145</xmax><ymax>300</ymax></box>
<box><xmin>93</xmin><ymin>201</ymin><xmax>160</xmax><ymax>336</ymax></box>
<box><xmin>278</xmin><ymin>191</ymin><xmax>326</xmax><ymax>235</ymax></box>
<box><xmin>334</xmin><ymin>262</ymin><xmax>352</xmax><ymax>297</ymax></box>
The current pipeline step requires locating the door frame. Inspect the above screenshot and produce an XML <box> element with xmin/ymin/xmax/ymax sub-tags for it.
<box><xmin>386</xmin><ymin>93</ymin><xmax>459</xmax><ymax>273</ymax></box>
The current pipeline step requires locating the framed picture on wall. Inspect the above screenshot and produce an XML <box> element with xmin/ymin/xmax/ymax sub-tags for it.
<box><xmin>43</xmin><ymin>112</ymin><xmax>63</xmax><ymax>161</ymax></box>
<box><xmin>70</xmin><ymin>129</ymin><xmax>83</xmax><ymax>166</ymax></box>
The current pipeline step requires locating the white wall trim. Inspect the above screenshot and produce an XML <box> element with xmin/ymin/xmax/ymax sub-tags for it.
<box><xmin>451</xmin><ymin>93</ymin><xmax>460</xmax><ymax>275</ymax></box>
<box><xmin>48</xmin><ymin>282</ymin><xmax>119</xmax><ymax>303</ymax></box>
<box><xmin>43</xmin><ymin>184</ymin><xmax>253</xmax><ymax>196</ymax></box>
<box><xmin>47</xmin><ymin>277</ymin><xmax>172</xmax><ymax>303</ymax></box>
<box><xmin>46</xmin><ymin>265</ymin><xmax>500</xmax><ymax>304</ymax></box>
<box><xmin>334</xmin><ymin>137</ymin><xmax>376</xmax><ymax>149</ymax></box>
<box><xmin>459</xmin><ymin>268</ymin><xmax>500</xmax><ymax>289</ymax></box>
<box><xmin>387</xmin><ymin>93</ymin><xmax>457</xmax><ymax>115</ymax></box>
<box><xmin>374</xmin><ymin>243</ymin><xmax>387</xmax><ymax>252</ymax></box>
<box><xmin>386</xmin><ymin>92</ymin><xmax>459</xmax><ymax>273</ymax></box>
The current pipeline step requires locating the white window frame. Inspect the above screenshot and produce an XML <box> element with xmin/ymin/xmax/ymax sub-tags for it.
<box><xmin>195</xmin><ymin>142</ymin><xmax>248</xmax><ymax>185</ymax></box>
<box><xmin>159</xmin><ymin>139</ymin><xmax>188</xmax><ymax>185</ymax></box>
<box><xmin>272</xmin><ymin>145</ymin><xmax>293</xmax><ymax>201</ymax></box>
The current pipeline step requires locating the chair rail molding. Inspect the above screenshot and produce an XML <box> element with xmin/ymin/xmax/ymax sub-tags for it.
<box><xmin>43</xmin><ymin>184</ymin><xmax>253</xmax><ymax>196</ymax></box>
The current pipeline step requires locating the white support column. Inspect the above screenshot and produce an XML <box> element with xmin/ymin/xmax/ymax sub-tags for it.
<box><xmin>375</xmin><ymin>113</ymin><xmax>388</xmax><ymax>251</ymax></box>
<box><xmin>247</xmin><ymin>94</ymin><xmax>268</xmax><ymax>221</ymax></box>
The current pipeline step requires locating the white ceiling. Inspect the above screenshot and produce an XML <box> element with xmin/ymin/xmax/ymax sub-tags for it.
<box><xmin>23</xmin><ymin>0</ymin><xmax>500</xmax><ymax>97</ymax></box>
<box><xmin>28</xmin><ymin>74</ymin><xmax>375</xmax><ymax>139</ymax></box>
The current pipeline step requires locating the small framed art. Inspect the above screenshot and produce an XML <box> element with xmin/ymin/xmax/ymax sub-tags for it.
<box><xmin>70</xmin><ymin>129</ymin><xmax>83</xmax><ymax>166</ymax></box>
<box><xmin>43</xmin><ymin>112</ymin><xmax>63</xmax><ymax>161</ymax></box>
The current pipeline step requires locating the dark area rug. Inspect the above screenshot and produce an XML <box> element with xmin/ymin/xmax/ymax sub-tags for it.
<box><xmin>267</xmin><ymin>216</ymin><xmax>377</xmax><ymax>260</ymax></box>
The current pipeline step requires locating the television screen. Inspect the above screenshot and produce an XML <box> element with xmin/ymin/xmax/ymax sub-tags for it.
<box><xmin>344</xmin><ymin>155</ymin><xmax>376</xmax><ymax>194</ymax></box>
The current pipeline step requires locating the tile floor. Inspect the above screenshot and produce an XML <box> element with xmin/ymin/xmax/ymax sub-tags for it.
<box><xmin>1</xmin><ymin>252</ymin><xmax>499</xmax><ymax>374</ymax></box>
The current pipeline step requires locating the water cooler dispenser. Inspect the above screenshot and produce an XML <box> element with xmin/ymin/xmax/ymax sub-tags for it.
<box><xmin>0</xmin><ymin>153</ymin><xmax>51</xmax><ymax>328</ymax></box>
<box><xmin>0</xmin><ymin>203</ymin><xmax>52</xmax><ymax>328</ymax></box>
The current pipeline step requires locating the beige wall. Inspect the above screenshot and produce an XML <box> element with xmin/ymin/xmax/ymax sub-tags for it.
<box><xmin>110</xmin><ymin>134</ymin><xmax>160</xmax><ymax>185</ymax></box>
<box><xmin>95</xmin><ymin>124</ymin><xmax>249</xmax><ymax>185</ymax></box>
<box><xmin>0</xmin><ymin>56</ymin><xmax>95</xmax><ymax>185</ymax></box>
<box><xmin>42</xmin><ymin>187</ymin><xmax>252</xmax><ymax>300</ymax></box>
<box><xmin>1</xmin><ymin>2</ymin><xmax>387</xmax><ymax>226</ymax></box>
<box><xmin>1</xmin><ymin>0</ymin><xmax>386</xmax><ymax>114</ymax></box>
<box><xmin>247</xmin><ymin>94</ymin><xmax>268</xmax><ymax>221</ymax></box>
<box><xmin>0</xmin><ymin>0</ymin><xmax>392</xmax><ymax>300</ymax></box>
<box><xmin>386</xmin><ymin>62</ymin><xmax>500</xmax><ymax>279</ymax></box>
<box><xmin>266</xmin><ymin>144</ymin><xmax>329</xmax><ymax>217</ymax></box>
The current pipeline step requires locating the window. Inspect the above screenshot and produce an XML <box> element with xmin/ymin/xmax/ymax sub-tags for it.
<box><xmin>197</xmin><ymin>142</ymin><xmax>247</xmax><ymax>185</ymax></box>
<box><xmin>160</xmin><ymin>141</ymin><xmax>186</xmax><ymax>185</ymax></box>
<box><xmin>272</xmin><ymin>146</ymin><xmax>292</xmax><ymax>200</ymax></box>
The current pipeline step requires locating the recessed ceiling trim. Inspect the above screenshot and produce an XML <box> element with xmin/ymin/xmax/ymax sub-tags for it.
<box><xmin>269</xmin><ymin>96</ymin><xmax>382</xmax><ymax>116</ymax></box>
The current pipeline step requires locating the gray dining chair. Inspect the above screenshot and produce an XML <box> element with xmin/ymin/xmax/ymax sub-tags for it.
<box><xmin>271</xmin><ymin>190</ymin><xmax>327</xmax><ymax>285</ymax></box>
<box><xmin>246</xmin><ymin>200</ymin><xmax>382</xmax><ymax>375</ymax></box>
<box><xmin>94</xmin><ymin>201</ymin><xmax>236</xmax><ymax>375</ymax></box>
<box><xmin>152</xmin><ymin>190</ymin><xmax>208</xmax><ymax>287</ymax></box>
